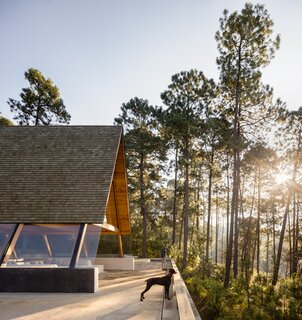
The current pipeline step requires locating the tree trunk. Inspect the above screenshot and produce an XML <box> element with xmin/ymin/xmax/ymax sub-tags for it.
<box><xmin>292</xmin><ymin>132</ymin><xmax>301</xmax><ymax>273</ymax></box>
<box><xmin>221</xmin><ymin>213</ymin><xmax>225</xmax><ymax>264</ymax></box>
<box><xmin>288</xmin><ymin>209</ymin><xmax>292</xmax><ymax>275</ymax></box>
<box><xmin>172</xmin><ymin>147</ymin><xmax>178</xmax><ymax>245</ymax></box>
<box><xmin>215</xmin><ymin>189</ymin><xmax>219</xmax><ymax>264</ymax></box>
<box><xmin>256</xmin><ymin>166</ymin><xmax>261</xmax><ymax>274</ymax></box>
<box><xmin>196</xmin><ymin>165</ymin><xmax>202</xmax><ymax>231</ymax></box>
<box><xmin>241</xmin><ymin>172</ymin><xmax>256</xmax><ymax>274</ymax></box>
<box><xmin>189</xmin><ymin>215</ymin><xmax>195</xmax><ymax>256</ymax></box>
<box><xmin>140</xmin><ymin>153</ymin><xmax>147</xmax><ymax>258</ymax></box>
<box><xmin>226</xmin><ymin>155</ymin><xmax>230</xmax><ymax>251</ymax></box>
<box><xmin>35</xmin><ymin>104</ymin><xmax>41</xmax><ymax>126</ymax></box>
<box><xmin>293</xmin><ymin>194</ymin><xmax>297</xmax><ymax>274</ymax></box>
<box><xmin>182</xmin><ymin>138</ymin><xmax>190</xmax><ymax>270</ymax></box>
<box><xmin>272</xmin><ymin>193</ymin><xmax>291</xmax><ymax>285</ymax></box>
<box><xmin>231</xmin><ymin>43</ymin><xmax>242</xmax><ymax>282</ymax></box>
<box><xmin>293</xmin><ymin>194</ymin><xmax>299</xmax><ymax>273</ymax></box>
<box><xmin>206</xmin><ymin>149</ymin><xmax>214</xmax><ymax>261</ymax></box>
<box><xmin>266</xmin><ymin>211</ymin><xmax>270</xmax><ymax>276</ymax></box>
<box><xmin>251</xmin><ymin>235</ymin><xmax>256</xmax><ymax>275</ymax></box>
<box><xmin>224</xmin><ymin>148</ymin><xmax>238</xmax><ymax>287</ymax></box>
<box><xmin>291</xmin><ymin>193</ymin><xmax>296</xmax><ymax>274</ymax></box>
<box><xmin>233</xmin><ymin>148</ymin><xmax>240</xmax><ymax>279</ymax></box>
<box><xmin>179</xmin><ymin>204</ymin><xmax>184</xmax><ymax>250</ymax></box>
<box><xmin>272</xmin><ymin>200</ymin><xmax>276</xmax><ymax>267</ymax></box>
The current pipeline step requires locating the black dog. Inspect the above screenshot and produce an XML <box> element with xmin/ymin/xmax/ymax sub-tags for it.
<box><xmin>140</xmin><ymin>268</ymin><xmax>177</xmax><ymax>301</ymax></box>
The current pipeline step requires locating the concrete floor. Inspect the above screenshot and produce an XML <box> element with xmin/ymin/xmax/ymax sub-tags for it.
<box><xmin>0</xmin><ymin>260</ymin><xmax>172</xmax><ymax>320</ymax></box>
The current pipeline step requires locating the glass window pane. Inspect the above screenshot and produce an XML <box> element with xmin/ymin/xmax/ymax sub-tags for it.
<box><xmin>8</xmin><ymin>224</ymin><xmax>80</xmax><ymax>267</ymax></box>
<box><xmin>98</xmin><ymin>234</ymin><xmax>119</xmax><ymax>256</ymax></box>
<box><xmin>78</xmin><ymin>225</ymin><xmax>101</xmax><ymax>266</ymax></box>
<box><xmin>0</xmin><ymin>224</ymin><xmax>17</xmax><ymax>260</ymax></box>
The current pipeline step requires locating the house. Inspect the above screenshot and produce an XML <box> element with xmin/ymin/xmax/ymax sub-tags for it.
<box><xmin>0</xmin><ymin>125</ymin><xmax>130</xmax><ymax>292</ymax></box>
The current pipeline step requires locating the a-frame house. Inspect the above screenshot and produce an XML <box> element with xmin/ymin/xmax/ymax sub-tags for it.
<box><xmin>0</xmin><ymin>125</ymin><xmax>130</xmax><ymax>292</ymax></box>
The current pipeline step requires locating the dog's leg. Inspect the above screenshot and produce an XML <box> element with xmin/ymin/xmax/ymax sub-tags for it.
<box><xmin>140</xmin><ymin>282</ymin><xmax>152</xmax><ymax>301</ymax></box>
<box><xmin>165</xmin><ymin>285</ymin><xmax>171</xmax><ymax>300</ymax></box>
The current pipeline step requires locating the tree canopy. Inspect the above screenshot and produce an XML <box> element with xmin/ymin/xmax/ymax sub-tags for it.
<box><xmin>8</xmin><ymin>68</ymin><xmax>71</xmax><ymax>125</ymax></box>
<box><xmin>0</xmin><ymin>114</ymin><xmax>13</xmax><ymax>126</ymax></box>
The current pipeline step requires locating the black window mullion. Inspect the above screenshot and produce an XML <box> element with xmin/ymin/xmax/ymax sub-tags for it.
<box><xmin>69</xmin><ymin>224</ymin><xmax>87</xmax><ymax>268</ymax></box>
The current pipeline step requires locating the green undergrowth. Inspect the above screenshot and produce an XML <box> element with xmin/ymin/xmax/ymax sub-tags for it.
<box><xmin>182</xmin><ymin>263</ymin><xmax>302</xmax><ymax>320</ymax></box>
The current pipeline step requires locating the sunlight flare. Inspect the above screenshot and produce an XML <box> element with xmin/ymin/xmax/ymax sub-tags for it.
<box><xmin>275</xmin><ymin>173</ymin><xmax>291</xmax><ymax>184</ymax></box>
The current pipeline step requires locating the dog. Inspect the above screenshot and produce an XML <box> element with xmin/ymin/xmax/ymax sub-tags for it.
<box><xmin>140</xmin><ymin>268</ymin><xmax>177</xmax><ymax>301</ymax></box>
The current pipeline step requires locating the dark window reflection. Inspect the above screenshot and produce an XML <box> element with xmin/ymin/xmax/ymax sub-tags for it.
<box><xmin>0</xmin><ymin>224</ymin><xmax>17</xmax><ymax>261</ymax></box>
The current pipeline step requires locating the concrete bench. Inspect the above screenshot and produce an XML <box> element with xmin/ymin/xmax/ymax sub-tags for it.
<box><xmin>94</xmin><ymin>257</ymin><xmax>134</xmax><ymax>270</ymax></box>
<box><xmin>94</xmin><ymin>264</ymin><xmax>104</xmax><ymax>273</ymax></box>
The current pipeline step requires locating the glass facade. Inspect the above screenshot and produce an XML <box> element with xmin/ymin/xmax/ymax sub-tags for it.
<box><xmin>0</xmin><ymin>224</ymin><xmax>17</xmax><ymax>259</ymax></box>
<box><xmin>7</xmin><ymin>224</ymin><xmax>80</xmax><ymax>267</ymax></box>
<box><xmin>78</xmin><ymin>224</ymin><xmax>101</xmax><ymax>266</ymax></box>
<box><xmin>0</xmin><ymin>224</ymin><xmax>103</xmax><ymax>268</ymax></box>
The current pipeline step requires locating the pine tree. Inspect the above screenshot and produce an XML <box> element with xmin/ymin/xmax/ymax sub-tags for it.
<box><xmin>115</xmin><ymin>97</ymin><xmax>166</xmax><ymax>257</ymax></box>
<box><xmin>216</xmin><ymin>3</ymin><xmax>280</xmax><ymax>287</ymax></box>
<box><xmin>8</xmin><ymin>68</ymin><xmax>70</xmax><ymax>125</ymax></box>
<box><xmin>161</xmin><ymin>69</ymin><xmax>216</xmax><ymax>269</ymax></box>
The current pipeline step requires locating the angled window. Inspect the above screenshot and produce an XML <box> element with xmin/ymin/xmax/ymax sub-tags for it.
<box><xmin>0</xmin><ymin>224</ymin><xmax>17</xmax><ymax>260</ymax></box>
<box><xmin>8</xmin><ymin>224</ymin><xmax>80</xmax><ymax>267</ymax></box>
<box><xmin>78</xmin><ymin>225</ymin><xmax>101</xmax><ymax>266</ymax></box>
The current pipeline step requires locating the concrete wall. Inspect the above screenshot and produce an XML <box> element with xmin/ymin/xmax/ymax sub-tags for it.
<box><xmin>0</xmin><ymin>267</ymin><xmax>98</xmax><ymax>293</ymax></box>
<box><xmin>94</xmin><ymin>257</ymin><xmax>134</xmax><ymax>270</ymax></box>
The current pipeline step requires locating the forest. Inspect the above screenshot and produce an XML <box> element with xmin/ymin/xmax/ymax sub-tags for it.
<box><xmin>114</xmin><ymin>3</ymin><xmax>302</xmax><ymax>320</ymax></box>
<box><xmin>2</xmin><ymin>2</ymin><xmax>301</xmax><ymax>319</ymax></box>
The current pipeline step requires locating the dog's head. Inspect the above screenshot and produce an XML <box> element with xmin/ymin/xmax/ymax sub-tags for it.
<box><xmin>168</xmin><ymin>268</ymin><xmax>177</xmax><ymax>275</ymax></box>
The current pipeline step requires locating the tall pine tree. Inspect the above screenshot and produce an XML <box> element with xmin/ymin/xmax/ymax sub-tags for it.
<box><xmin>215</xmin><ymin>3</ymin><xmax>280</xmax><ymax>287</ymax></box>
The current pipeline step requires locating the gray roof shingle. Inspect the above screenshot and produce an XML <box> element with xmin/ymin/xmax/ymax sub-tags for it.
<box><xmin>0</xmin><ymin>126</ymin><xmax>123</xmax><ymax>223</ymax></box>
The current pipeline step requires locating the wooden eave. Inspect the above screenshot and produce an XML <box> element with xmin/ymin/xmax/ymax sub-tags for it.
<box><xmin>103</xmin><ymin>134</ymin><xmax>131</xmax><ymax>235</ymax></box>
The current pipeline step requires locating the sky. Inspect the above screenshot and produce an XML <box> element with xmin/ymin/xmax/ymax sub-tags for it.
<box><xmin>0</xmin><ymin>0</ymin><xmax>301</xmax><ymax>125</ymax></box>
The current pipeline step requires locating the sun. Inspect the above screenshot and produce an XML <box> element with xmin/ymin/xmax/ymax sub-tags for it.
<box><xmin>275</xmin><ymin>173</ymin><xmax>290</xmax><ymax>184</ymax></box>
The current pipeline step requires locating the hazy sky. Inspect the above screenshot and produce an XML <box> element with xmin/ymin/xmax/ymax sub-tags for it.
<box><xmin>0</xmin><ymin>0</ymin><xmax>301</xmax><ymax>125</ymax></box>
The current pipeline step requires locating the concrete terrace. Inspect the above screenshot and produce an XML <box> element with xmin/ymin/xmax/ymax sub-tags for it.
<box><xmin>0</xmin><ymin>259</ymin><xmax>180</xmax><ymax>320</ymax></box>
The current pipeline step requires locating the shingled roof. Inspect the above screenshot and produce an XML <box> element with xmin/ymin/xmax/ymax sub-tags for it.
<box><xmin>0</xmin><ymin>126</ymin><xmax>130</xmax><ymax>231</ymax></box>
